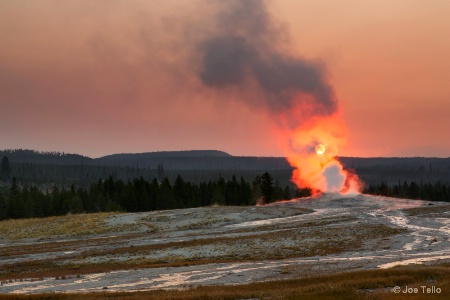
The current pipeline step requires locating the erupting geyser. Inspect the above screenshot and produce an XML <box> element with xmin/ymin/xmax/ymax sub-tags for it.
<box><xmin>279</xmin><ymin>115</ymin><xmax>362</xmax><ymax>195</ymax></box>
<box><xmin>195</xmin><ymin>0</ymin><xmax>362</xmax><ymax>195</ymax></box>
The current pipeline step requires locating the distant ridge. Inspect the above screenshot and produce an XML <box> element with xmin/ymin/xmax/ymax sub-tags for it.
<box><xmin>98</xmin><ymin>150</ymin><xmax>231</xmax><ymax>160</ymax></box>
<box><xmin>0</xmin><ymin>149</ymin><xmax>230</xmax><ymax>163</ymax></box>
<box><xmin>95</xmin><ymin>150</ymin><xmax>233</xmax><ymax>168</ymax></box>
<box><xmin>0</xmin><ymin>149</ymin><xmax>92</xmax><ymax>165</ymax></box>
<box><xmin>2</xmin><ymin>148</ymin><xmax>449</xmax><ymax>175</ymax></box>
<box><xmin>0</xmin><ymin>149</ymin><xmax>290</xmax><ymax>171</ymax></box>
<box><xmin>2</xmin><ymin>149</ymin><xmax>450</xmax><ymax>185</ymax></box>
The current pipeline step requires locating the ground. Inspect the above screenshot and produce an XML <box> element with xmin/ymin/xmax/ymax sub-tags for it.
<box><xmin>1</xmin><ymin>193</ymin><xmax>450</xmax><ymax>295</ymax></box>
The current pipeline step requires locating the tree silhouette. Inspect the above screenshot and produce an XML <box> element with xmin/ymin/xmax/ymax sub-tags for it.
<box><xmin>0</xmin><ymin>193</ymin><xmax>7</xmax><ymax>220</ymax></box>
<box><xmin>261</xmin><ymin>172</ymin><xmax>274</xmax><ymax>204</ymax></box>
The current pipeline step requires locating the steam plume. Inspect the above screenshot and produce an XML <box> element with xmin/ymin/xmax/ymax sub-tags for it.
<box><xmin>198</xmin><ymin>0</ymin><xmax>337</xmax><ymax>121</ymax></box>
<box><xmin>196</xmin><ymin>0</ymin><xmax>361</xmax><ymax>194</ymax></box>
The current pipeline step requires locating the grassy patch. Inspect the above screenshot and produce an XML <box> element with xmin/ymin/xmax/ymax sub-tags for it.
<box><xmin>66</xmin><ymin>223</ymin><xmax>404</xmax><ymax>261</ymax></box>
<box><xmin>176</xmin><ymin>219</ymin><xmax>222</xmax><ymax>230</ymax></box>
<box><xmin>0</xmin><ymin>233</ymin><xmax>148</xmax><ymax>259</ymax></box>
<box><xmin>0</xmin><ymin>265</ymin><xmax>449</xmax><ymax>299</ymax></box>
<box><xmin>0</xmin><ymin>213</ymin><xmax>118</xmax><ymax>240</ymax></box>
<box><xmin>404</xmin><ymin>204</ymin><xmax>450</xmax><ymax>218</ymax></box>
<box><xmin>229</xmin><ymin>215</ymin><xmax>358</xmax><ymax>235</ymax></box>
<box><xmin>0</xmin><ymin>223</ymin><xmax>404</xmax><ymax>282</ymax></box>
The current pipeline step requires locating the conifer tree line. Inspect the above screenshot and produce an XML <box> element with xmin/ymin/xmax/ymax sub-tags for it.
<box><xmin>365</xmin><ymin>181</ymin><xmax>450</xmax><ymax>202</ymax></box>
<box><xmin>0</xmin><ymin>172</ymin><xmax>302</xmax><ymax>220</ymax></box>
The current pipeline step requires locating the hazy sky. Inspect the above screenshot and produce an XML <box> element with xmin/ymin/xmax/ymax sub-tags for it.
<box><xmin>1</xmin><ymin>0</ymin><xmax>449</xmax><ymax>158</ymax></box>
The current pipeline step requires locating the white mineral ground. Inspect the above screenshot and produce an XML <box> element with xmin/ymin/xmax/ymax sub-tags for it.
<box><xmin>1</xmin><ymin>193</ymin><xmax>450</xmax><ymax>294</ymax></box>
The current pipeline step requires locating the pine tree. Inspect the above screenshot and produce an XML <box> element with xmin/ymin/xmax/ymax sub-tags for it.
<box><xmin>157</xmin><ymin>178</ymin><xmax>176</xmax><ymax>210</ymax></box>
<box><xmin>69</xmin><ymin>195</ymin><xmax>84</xmax><ymax>214</ymax></box>
<box><xmin>120</xmin><ymin>181</ymin><xmax>137</xmax><ymax>212</ymax></box>
<box><xmin>260</xmin><ymin>172</ymin><xmax>274</xmax><ymax>204</ymax></box>
<box><xmin>283</xmin><ymin>185</ymin><xmax>292</xmax><ymax>200</ymax></box>
<box><xmin>149</xmin><ymin>178</ymin><xmax>160</xmax><ymax>210</ymax></box>
<box><xmin>212</xmin><ymin>176</ymin><xmax>225</xmax><ymax>205</ymax></box>
<box><xmin>173</xmin><ymin>175</ymin><xmax>186</xmax><ymax>208</ymax></box>
<box><xmin>252</xmin><ymin>175</ymin><xmax>262</xmax><ymax>204</ymax></box>
<box><xmin>0</xmin><ymin>193</ymin><xmax>7</xmax><ymax>220</ymax></box>
<box><xmin>7</xmin><ymin>179</ymin><xmax>26</xmax><ymax>219</ymax></box>
<box><xmin>239</xmin><ymin>177</ymin><xmax>252</xmax><ymax>205</ymax></box>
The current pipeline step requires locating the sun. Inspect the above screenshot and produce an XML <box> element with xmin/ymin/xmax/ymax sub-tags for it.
<box><xmin>315</xmin><ymin>143</ymin><xmax>326</xmax><ymax>155</ymax></box>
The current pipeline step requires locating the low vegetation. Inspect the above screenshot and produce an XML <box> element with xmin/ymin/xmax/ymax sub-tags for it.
<box><xmin>0</xmin><ymin>212</ymin><xmax>114</xmax><ymax>240</ymax></box>
<box><xmin>0</xmin><ymin>265</ymin><xmax>449</xmax><ymax>299</ymax></box>
<box><xmin>0</xmin><ymin>210</ymin><xmax>404</xmax><ymax>282</ymax></box>
<box><xmin>403</xmin><ymin>204</ymin><xmax>450</xmax><ymax>218</ymax></box>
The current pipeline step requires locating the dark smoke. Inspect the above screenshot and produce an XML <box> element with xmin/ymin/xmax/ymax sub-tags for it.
<box><xmin>198</xmin><ymin>0</ymin><xmax>337</xmax><ymax>120</ymax></box>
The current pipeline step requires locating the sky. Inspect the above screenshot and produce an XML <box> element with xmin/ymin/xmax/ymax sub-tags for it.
<box><xmin>1</xmin><ymin>0</ymin><xmax>449</xmax><ymax>158</ymax></box>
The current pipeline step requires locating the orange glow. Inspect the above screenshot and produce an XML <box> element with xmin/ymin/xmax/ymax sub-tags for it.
<box><xmin>276</xmin><ymin>111</ymin><xmax>362</xmax><ymax>195</ymax></box>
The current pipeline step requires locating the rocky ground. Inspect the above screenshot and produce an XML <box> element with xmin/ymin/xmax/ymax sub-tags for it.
<box><xmin>1</xmin><ymin>193</ymin><xmax>450</xmax><ymax>294</ymax></box>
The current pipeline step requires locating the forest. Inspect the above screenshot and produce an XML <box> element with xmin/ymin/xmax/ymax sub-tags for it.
<box><xmin>365</xmin><ymin>181</ymin><xmax>450</xmax><ymax>202</ymax></box>
<box><xmin>0</xmin><ymin>173</ymin><xmax>305</xmax><ymax>220</ymax></box>
<box><xmin>2</xmin><ymin>149</ymin><xmax>450</xmax><ymax>187</ymax></box>
<box><xmin>1</xmin><ymin>149</ymin><xmax>450</xmax><ymax>220</ymax></box>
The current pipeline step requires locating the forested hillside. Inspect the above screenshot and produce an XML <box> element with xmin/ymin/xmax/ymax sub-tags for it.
<box><xmin>340</xmin><ymin>157</ymin><xmax>450</xmax><ymax>185</ymax></box>
<box><xmin>1</xmin><ymin>149</ymin><xmax>450</xmax><ymax>220</ymax></box>
<box><xmin>0</xmin><ymin>149</ymin><xmax>92</xmax><ymax>165</ymax></box>
<box><xmin>0</xmin><ymin>149</ymin><xmax>294</xmax><ymax>188</ymax></box>
<box><xmin>1</xmin><ymin>149</ymin><xmax>450</xmax><ymax>189</ymax></box>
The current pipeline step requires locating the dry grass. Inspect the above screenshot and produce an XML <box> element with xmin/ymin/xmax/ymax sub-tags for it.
<box><xmin>0</xmin><ymin>233</ymin><xmax>148</xmax><ymax>259</ymax></box>
<box><xmin>0</xmin><ymin>258</ymin><xmax>242</xmax><ymax>283</ymax></box>
<box><xmin>0</xmin><ymin>222</ymin><xmax>404</xmax><ymax>282</ymax></box>
<box><xmin>0</xmin><ymin>213</ymin><xmax>118</xmax><ymax>240</ymax></box>
<box><xmin>0</xmin><ymin>206</ymin><xmax>309</xmax><ymax>241</ymax></box>
<box><xmin>0</xmin><ymin>205</ymin><xmax>404</xmax><ymax>281</ymax></box>
<box><xmin>404</xmin><ymin>204</ymin><xmax>450</xmax><ymax>218</ymax></box>
<box><xmin>228</xmin><ymin>215</ymin><xmax>358</xmax><ymax>235</ymax></box>
<box><xmin>0</xmin><ymin>265</ymin><xmax>449</xmax><ymax>299</ymax></box>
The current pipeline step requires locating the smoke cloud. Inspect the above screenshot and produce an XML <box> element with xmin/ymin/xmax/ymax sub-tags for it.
<box><xmin>194</xmin><ymin>0</ymin><xmax>361</xmax><ymax>194</ymax></box>
<box><xmin>197</xmin><ymin>0</ymin><xmax>337</xmax><ymax>122</ymax></box>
